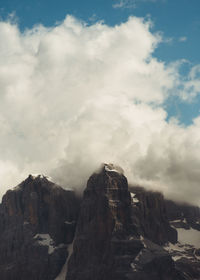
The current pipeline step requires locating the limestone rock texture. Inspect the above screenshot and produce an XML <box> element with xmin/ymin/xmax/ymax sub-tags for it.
<box><xmin>0</xmin><ymin>165</ymin><xmax>199</xmax><ymax>280</ymax></box>
<box><xmin>0</xmin><ymin>175</ymin><xmax>79</xmax><ymax>280</ymax></box>
<box><xmin>129</xmin><ymin>186</ymin><xmax>177</xmax><ymax>245</ymax></box>
<box><xmin>66</xmin><ymin>165</ymin><xmax>185</xmax><ymax>280</ymax></box>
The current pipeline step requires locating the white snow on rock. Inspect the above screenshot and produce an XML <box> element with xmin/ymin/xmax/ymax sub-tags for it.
<box><xmin>30</xmin><ymin>174</ymin><xmax>53</xmax><ymax>181</ymax></box>
<box><xmin>55</xmin><ymin>242</ymin><xmax>74</xmax><ymax>280</ymax></box>
<box><xmin>170</xmin><ymin>219</ymin><xmax>182</xmax><ymax>223</ymax></box>
<box><xmin>170</xmin><ymin>218</ymin><xmax>187</xmax><ymax>223</ymax></box>
<box><xmin>177</xmin><ymin>228</ymin><xmax>200</xmax><ymax>248</ymax></box>
<box><xmin>138</xmin><ymin>236</ymin><xmax>148</xmax><ymax>248</ymax></box>
<box><xmin>130</xmin><ymin>262</ymin><xmax>137</xmax><ymax>272</ymax></box>
<box><xmin>34</xmin><ymin>234</ymin><xmax>56</xmax><ymax>254</ymax></box>
<box><xmin>104</xmin><ymin>163</ymin><xmax>124</xmax><ymax>174</ymax></box>
<box><xmin>131</xmin><ymin>192</ymin><xmax>139</xmax><ymax>203</ymax></box>
<box><xmin>12</xmin><ymin>174</ymin><xmax>73</xmax><ymax>193</ymax></box>
<box><xmin>12</xmin><ymin>174</ymin><xmax>52</xmax><ymax>192</ymax></box>
<box><xmin>171</xmin><ymin>255</ymin><xmax>192</xmax><ymax>261</ymax></box>
<box><xmin>164</xmin><ymin>242</ymin><xmax>186</xmax><ymax>253</ymax></box>
<box><xmin>164</xmin><ymin>242</ymin><xmax>196</xmax><ymax>261</ymax></box>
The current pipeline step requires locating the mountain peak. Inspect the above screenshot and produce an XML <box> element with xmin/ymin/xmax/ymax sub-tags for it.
<box><xmin>28</xmin><ymin>174</ymin><xmax>53</xmax><ymax>181</ymax></box>
<box><xmin>0</xmin><ymin>172</ymin><xmax>79</xmax><ymax>280</ymax></box>
<box><xmin>0</xmin><ymin>167</ymin><xmax>200</xmax><ymax>280</ymax></box>
<box><xmin>103</xmin><ymin>163</ymin><xmax>124</xmax><ymax>174</ymax></box>
<box><xmin>10</xmin><ymin>173</ymin><xmax>56</xmax><ymax>193</ymax></box>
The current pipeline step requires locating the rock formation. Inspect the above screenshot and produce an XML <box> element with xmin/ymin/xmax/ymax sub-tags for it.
<box><xmin>0</xmin><ymin>165</ymin><xmax>199</xmax><ymax>280</ymax></box>
<box><xmin>0</xmin><ymin>174</ymin><xmax>79</xmax><ymax>280</ymax></box>
<box><xmin>66</xmin><ymin>164</ymin><xmax>185</xmax><ymax>280</ymax></box>
<box><xmin>129</xmin><ymin>186</ymin><xmax>177</xmax><ymax>245</ymax></box>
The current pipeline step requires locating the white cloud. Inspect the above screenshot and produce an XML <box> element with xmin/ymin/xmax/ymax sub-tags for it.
<box><xmin>0</xmin><ymin>16</ymin><xmax>200</xmax><ymax>205</ymax></box>
<box><xmin>179</xmin><ymin>36</ymin><xmax>187</xmax><ymax>42</ymax></box>
<box><xmin>112</xmin><ymin>0</ymin><xmax>134</xmax><ymax>9</ymax></box>
<box><xmin>112</xmin><ymin>0</ymin><xmax>158</xmax><ymax>9</ymax></box>
<box><xmin>169</xmin><ymin>61</ymin><xmax>200</xmax><ymax>101</ymax></box>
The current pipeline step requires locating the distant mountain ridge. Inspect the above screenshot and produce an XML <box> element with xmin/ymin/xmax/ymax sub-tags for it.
<box><xmin>0</xmin><ymin>167</ymin><xmax>199</xmax><ymax>280</ymax></box>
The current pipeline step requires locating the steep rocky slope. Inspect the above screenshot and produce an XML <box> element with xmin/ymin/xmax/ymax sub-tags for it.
<box><xmin>129</xmin><ymin>186</ymin><xmax>177</xmax><ymax>245</ymax></box>
<box><xmin>164</xmin><ymin>200</ymin><xmax>200</xmax><ymax>279</ymax></box>
<box><xmin>0</xmin><ymin>174</ymin><xmax>79</xmax><ymax>280</ymax></box>
<box><xmin>66</xmin><ymin>164</ymin><xmax>185</xmax><ymax>280</ymax></box>
<box><xmin>0</xmin><ymin>165</ymin><xmax>199</xmax><ymax>280</ymax></box>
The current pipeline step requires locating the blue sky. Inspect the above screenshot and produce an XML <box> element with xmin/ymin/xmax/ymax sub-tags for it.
<box><xmin>1</xmin><ymin>0</ymin><xmax>200</xmax><ymax>125</ymax></box>
<box><xmin>1</xmin><ymin>0</ymin><xmax>199</xmax><ymax>63</ymax></box>
<box><xmin>1</xmin><ymin>0</ymin><xmax>200</xmax><ymax>203</ymax></box>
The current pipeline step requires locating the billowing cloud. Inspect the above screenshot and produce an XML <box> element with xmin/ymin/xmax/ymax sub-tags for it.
<box><xmin>0</xmin><ymin>15</ymin><xmax>200</xmax><ymax>205</ymax></box>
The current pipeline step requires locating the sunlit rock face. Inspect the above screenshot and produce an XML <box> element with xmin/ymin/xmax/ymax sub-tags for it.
<box><xmin>0</xmin><ymin>175</ymin><xmax>79</xmax><ymax>280</ymax></box>
<box><xmin>66</xmin><ymin>165</ymin><xmax>184</xmax><ymax>280</ymax></box>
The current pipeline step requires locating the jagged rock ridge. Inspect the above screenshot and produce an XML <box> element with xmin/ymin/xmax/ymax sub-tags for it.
<box><xmin>0</xmin><ymin>174</ymin><xmax>79</xmax><ymax>280</ymax></box>
<box><xmin>0</xmin><ymin>166</ymin><xmax>199</xmax><ymax>280</ymax></box>
<box><xmin>66</xmin><ymin>165</ymin><xmax>186</xmax><ymax>280</ymax></box>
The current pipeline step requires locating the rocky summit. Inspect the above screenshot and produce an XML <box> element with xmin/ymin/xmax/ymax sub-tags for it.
<box><xmin>0</xmin><ymin>174</ymin><xmax>79</xmax><ymax>280</ymax></box>
<box><xmin>0</xmin><ymin>165</ymin><xmax>199</xmax><ymax>280</ymax></box>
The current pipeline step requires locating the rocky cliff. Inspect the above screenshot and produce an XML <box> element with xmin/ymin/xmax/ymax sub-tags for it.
<box><xmin>0</xmin><ymin>165</ymin><xmax>199</xmax><ymax>280</ymax></box>
<box><xmin>66</xmin><ymin>164</ymin><xmax>185</xmax><ymax>280</ymax></box>
<box><xmin>0</xmin><ymin>174</ymin><xmax>79</xmax><ymax>280</ymax></box>
<box><xmin>129</xmin><ymin>186</ymin><xmax>177</xmax><ymax>245</ymax></box>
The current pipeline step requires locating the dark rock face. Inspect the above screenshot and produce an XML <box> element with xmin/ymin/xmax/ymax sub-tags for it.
<box><xmin>0</xmin><ymin>175</ymin><xmax>79</xmax><ymax>280</ymax></box>
<box><xmin>0</xmin><ymin>165</ymin><xmax>199</xmax><ymax>280</ymax></box>
<box><xmin>164</xmin><ymin>199</ymin><xmax>200</xmax><ymax>280</ymax></box>
<box><xmin>67</xmin><ymin>164</ymin><xmax>134</xmax><ymax>280</ymax></box>
<box><xmin>66</xmin><ymin>164</ymin><xmax>184</xmax><ymax>280</ymax></box>
<box><xmin>129</xmin><ymin>186</ymin><xmax>177</xmax><ymax>245</ymax></box>
<box><xmin>165</xmin><ymin>199</ymin><xmax>200</xmax><ymax>230</ymax></box>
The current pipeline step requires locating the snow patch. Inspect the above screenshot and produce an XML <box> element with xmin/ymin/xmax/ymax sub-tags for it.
<box><xmin>171</xmin><ymin>219</ymin><xmax>182</xmax><ymax>223</ymax></box>
<box><xmin>104</xmin><ymin>163</ymin><xmax>124</xmax><ymax>174</ymax></box>
<box><xmin>164</xmin><ymin>242</ymin><xmax>196</xmax><ymax>262</ymax></box>
<box><xmin>12</xmin><ymin>174</ymin><xmax>53</xmax><ymax>192</ymax></box>
<box><xmin>34</xmin><ymin>234</ymin><xmax>56</xmax><ymax>254</ymax></box>
<box><xmin>131</xmin><ymin>192</ymin><xmax>139</xmax><ymax>203</ymax></box>
<box><xmin>55</xmin><ymin>242</ymin><xmax>74</xmax><ymax>280</ymax></box>
<box><xmin>171</xmin><ymin>255</ymin><xmax>193</xmax><ymax>261</ymax></box>
<box><xmin>130</xmin><ymin>262</ymin><xmax>137</xmax><ymax>272</ymax></box>
<box><xmin>164</xmin><ymin>242</ymin><xmax>186</xmax><ymax>252</ymax></box>
<box><xmin>172</xmin><ymin>255</ymin><xmax>183</xmax><ymax>261</ymax></box>
<box><xmin>170</xmin><ymin>218</ymin><xmax>187</xmax><ymax>223</ymax></box>
<box><xmin>30</xmin><ymin>174</ymin><xmax>53</xmax><ymax>181</ymax></box>
<box><xmin>140</xmin><ymin>237</ymin><xmax>147</xmax><ymax>248</ymax></box>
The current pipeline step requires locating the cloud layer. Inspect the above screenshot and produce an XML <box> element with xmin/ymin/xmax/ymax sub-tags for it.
<box><xmin>113</xmin><ymin>0</ymin><xmax>158</xmax><ymax>9</ymax></box>
<box><xmin>0</xmin><ymin>16</ymin><xmax>200</xmax><ymax>205</ymax></box>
